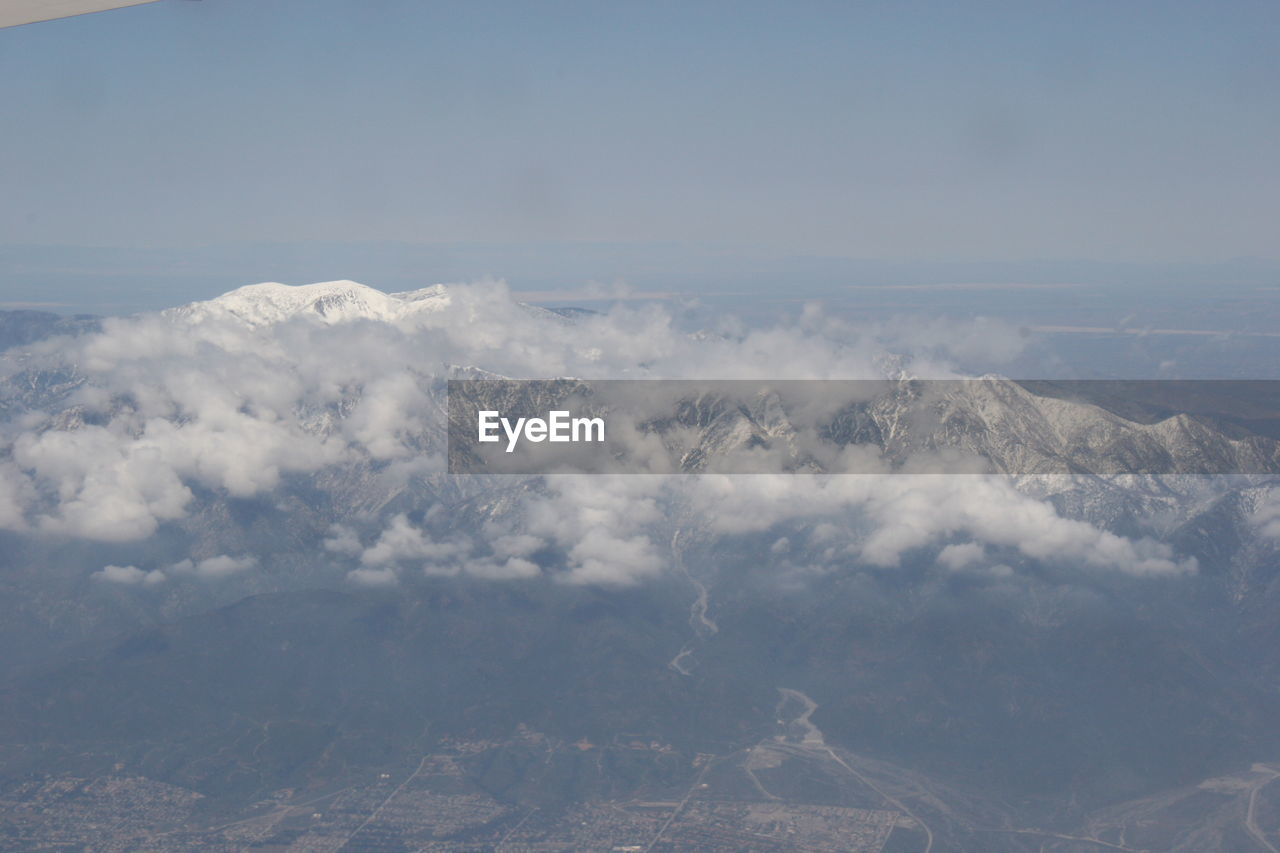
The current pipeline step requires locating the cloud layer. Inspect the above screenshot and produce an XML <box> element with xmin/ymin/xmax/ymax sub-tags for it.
<box><xmin>0</xmin><ymin>279</ymin><xmax>1198</xmax><ymax>585</ymax></box>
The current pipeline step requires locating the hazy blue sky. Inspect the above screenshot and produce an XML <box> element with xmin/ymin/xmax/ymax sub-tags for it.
<box><xmin>1</xmin><ymin>0</ymin><xmax>1278</xmax><ymax>262</ymax></box>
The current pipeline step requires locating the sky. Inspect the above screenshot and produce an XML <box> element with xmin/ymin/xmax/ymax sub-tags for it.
<box><xmin>1</xmin><ymin>0</ymin><xmax>1277</xmax><ymax>267</ymax></box>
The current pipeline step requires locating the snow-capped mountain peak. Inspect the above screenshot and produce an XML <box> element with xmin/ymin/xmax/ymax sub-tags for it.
<box><xmin>168</xmin><ymin>280</ymin><xmax>452</xmax><ymax>327</ymax></box>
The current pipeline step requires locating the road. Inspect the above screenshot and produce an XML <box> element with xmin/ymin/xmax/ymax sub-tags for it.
<box><xmin>975</xmin><ymin>827</ymin><xmax>1146</xmax><ymax>851</ymax></box>
<box><xmin>642</xmin><ymin>760</ymin><xmax>715</xmax><ymax>853</ymax></box>
<box><xmin>774</xmin><ymin>687</ymin><xmax>935</xmax><ymax>853</ymax></box>
<box><xmin>1246</xmin><ymin>765</ymin><xmax>1280</xmax><ymax>853</ymax></box>
<box><xmin>343</xmin><ymin>754</ymin><xmax>430</xmax><ymax>848</ymax></box>
<box><xmin>493</xmin><ymin>807</ymin><xmax>537</xmax><ymax>852</ymax></box>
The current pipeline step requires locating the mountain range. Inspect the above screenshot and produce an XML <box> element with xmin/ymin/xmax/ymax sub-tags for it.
<box><xmin>1</xmin><ymin>282</ymin><xmax>1279</xmax><ymax>851</ymax></box>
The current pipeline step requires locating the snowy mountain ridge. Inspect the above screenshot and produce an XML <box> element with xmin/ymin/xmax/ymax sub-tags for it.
<box><xmin>167</xmin><ymin>280</ymin><xmax>453</xmax><ymax>327</ymax></box>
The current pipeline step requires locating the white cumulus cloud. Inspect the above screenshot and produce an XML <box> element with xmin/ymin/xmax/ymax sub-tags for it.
<box><xmin>92</xmin><ymin>565</ymin><xmax>166</xmax><ymax>585</ymax></box>
<box><xmin>0</xmin><ymin>278</ymin><xmax>1204</xmax><ymax>589</ymax></box>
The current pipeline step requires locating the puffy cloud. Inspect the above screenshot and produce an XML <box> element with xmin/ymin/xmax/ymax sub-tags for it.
<box><xmin>323</xmin><ymin>524</ymin><xmax>363</xmax><ymax>557</ymax></box>
<box><xmin>351</xmin><ymin>514</ymin><xmax>544</xmax><ymax>581</ymax></box>
<box><xmin>91</xmin><ymin>564</ymin><xmax>166</xmax><ymax>585</ymax></box>
<box><xmin>0</xmin><ymin>462</ymin><xmax>32</xmax><ymax>531</ymax></box>
<box><xmin>346</xmin><ymin>567</ymin><xmax>399</xmax><ymax>587</ymax></box>
<box><xmin>359</xmin><ymin>514</ymin><xmax>466</xmax><ymax>569</ymax></box>
<box><xmin>521</xmin><ymin>476</ymin><xmax>667</xmax><ymax>585</ymax></box>
<box><xmin>168</xmin><ymin>554</ymin><xmax>257</xmax><ymax>580</ymax></box>
<box><xmin>462</xmin><ymin>555</ymin><xmax>542</xmax><ymax>581</ymax></box>
<box><xmin>688</xmin><ymin>475</ymin><xmax>1196</xmax><ymax>577</ymax></box>
<box><xmin>1253</xmin><ymin>488</ymin><xmax>1280</xmax><ymax>539</ymax></box>
<box><xmin>13</xmin><ymin>426</ymin><xmax>192</xmax><ymax>540</ymax></box>
<box><xmin>0</xmin><ymin>279</ymin><xmax>1200</xmax><ymax>589</ymax></box>
<box><xmin>937</xmin><ymin>542</ymin><xmax>985</xmax><ymax>570</ymax></box>
<box><xmin>2</xmin><ymin>279</ymin><xmax>1008</xmax><ymax>545</ymax></box>
<box><xmin>341</xmin><ymin>373</ymin><xmax>430</xmax><ymax>460</ymax></box>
